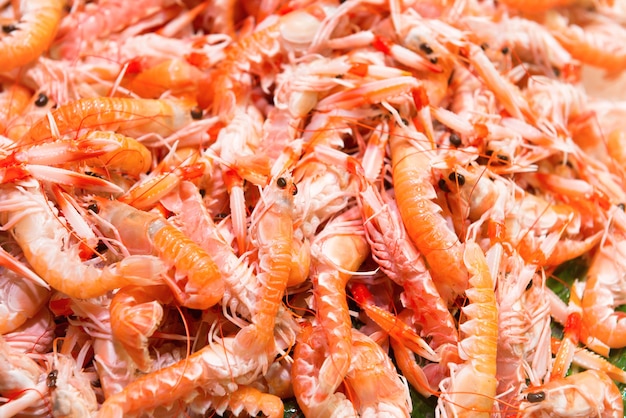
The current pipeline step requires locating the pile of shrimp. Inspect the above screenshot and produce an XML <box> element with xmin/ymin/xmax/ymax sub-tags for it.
<box><xmin>2</xmin><ymin>0</ymin><xmax>626</xmax><ymax>416</ymax></box>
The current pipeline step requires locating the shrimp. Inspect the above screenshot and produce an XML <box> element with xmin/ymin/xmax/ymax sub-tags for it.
<box><xmin>80</xmin><ymin>131</ymin><xmax>153</xmax><ymax>178</ymax></box>
<box><xmin>23</xmin><ymin>97</ymin><xmax>195</xmax><ymax>144</ymax></box>
<box><xmin>437</xmin><ymin>241</ymin><xmax>498</xmax><ymax>418</ymax></box>
<box><xmin>0</xmin><ymin>181</ymin><xmax>165</xmax><ymax>299</ymax></box>
<box><xmin>233</xmin><ymin>174</ymin><xmax>296</xmax><ymax>364</ymax></box>
<box><xmin>95</xmin><ymin>198</ymin><xmax>225</xmax><ymax>310</ymax></box>
<box><xmin>581</xmin><ymin>236</ymin><xmax>626</xmax><ymax>348</ymax></box>
<box><xmin>519</xmin><ymin>370</ymin><xmax>623</xmax><ymax>417</ymax></box>
<box><xmin>45</xmin><ymin>350</ymin><xmax>99</xmax><ymax>418</ymax></box>
<box><xmin>55</xmin><ymin>0</ymin><xmax>180</xmax><ymax>59</ymax></box>
<box><xmin>389</xmin><ymin>120</ymin><xmax>468</xmax><ymax>305</ymax></box>
<box><xmin>174</xmin><ymin>181</ymin><xmax>258</xmax><ymax>321</ymax></box>
<box><xmin>495</xmin><ymin>254</ymin><xmax>552</xmax><ymax>415</ymax></box>
<box><xmin>109</xmin><ymin>284</ymin><xmax>172</xmax><ymax>372</ymax></box>
<box><xmin>292</xmin><ymin>322</ymin><xmax>359</xmax><ymax>417</ymax></box>
<box><xmin>0</xmin><ymin>335</ymin><xmax>49</xmax><ymax>418</ymax></box>
<box><xmin>97</xmin><ymin>335</ymin><xmax>267</xmax><ymax>417</ymax></box>
<box><xmin>123</xmin><ymin>57</ymin><xmax>203</xmax><ymax>99</ymax></box>
<box><xmin>3</xmin><ymin>306</ymin><xmax>55</xmax><ymax>355</ymax></box>
<box><xmin>359</xmin><ymin>185</ymin><xmax>459</xmax><ymax>391</ymax></box>
<box><xmin>210</xmin><ymin>4</ymin><xmax>327</xmax><ymax>119</ymax></box>
<box><xmin>0</xmin><ymin>134</ymin><xmax>123</xmax><ymax>190</ymax></box>
<box><xmin>547</xmin><ymin>10</ymin><xmax>626</xmax><ymax>75</ymax></box>
<box><xmin>69</xmin><ymin>298</ymin><xmax>136</xmax><ymax>399</ymax></box>
<box><xmin>464</xmin><ymin>43</ymin><xmax>533</xmax><ymax>122</ymax></box>
<box><xmin>345</xmin><ymin>329</ymin><xmax>412</xmax><ymax>417</ymax></box>
<box><xmin>0</xmin><ymin>0</ymin><xmax>65</xmax><ymax>71</ymax></box>
<box><xmin>292</xmin><ymin>207</ymin><xmax>369</xmax><ymax>414</ymax></box>
<box><xmin>0</xmin><ymin>265</ymin><xmax>49</xmax><ymax>334</ymax></box>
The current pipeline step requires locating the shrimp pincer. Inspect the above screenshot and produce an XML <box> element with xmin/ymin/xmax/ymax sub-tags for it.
<box><xmin>0</xmin><ymin>0</ymin><xmax>65</xmax><ymax>71</ymax></box>
<box><xmin>23</xmin><ymin>97</ymin><xmax>194</xmax><ymax>144</ymax></box>
<box><xmin>0</xmin><ymin>181</ymin><xmax>164</xmax><ymax>299</ymax></box>
<box><xmin>95</xmin><ymin>198</ymin><xmax>225</xmax><ymax>310</ymax></box>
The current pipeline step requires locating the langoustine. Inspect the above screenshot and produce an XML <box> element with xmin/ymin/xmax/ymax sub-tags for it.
<box><xmin>0</xmin><ymin>0</ymin><xmax>625</xmax><ymax>416</ymax></box>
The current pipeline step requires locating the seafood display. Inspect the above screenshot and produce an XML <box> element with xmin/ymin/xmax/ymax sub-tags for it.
<box><xmin>2</xmin><ymin>0</ymin><xmax>626</xmax><ymax>417</ymax></box>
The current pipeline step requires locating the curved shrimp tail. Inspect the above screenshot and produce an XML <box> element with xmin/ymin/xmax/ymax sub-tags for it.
<box><xmin>291</xmin><ymin>321</ymin><xmax>358</xmax><ymax>418</ymax></box>
<box><xmin>110</xmin><ymin>285</ymin><xmax>172</xmax><ymax>372</ymax></box>
<box><xmin>346</xmin><ymin>329</ymin><xmax>412</xmax><ymax>417</ymax></box>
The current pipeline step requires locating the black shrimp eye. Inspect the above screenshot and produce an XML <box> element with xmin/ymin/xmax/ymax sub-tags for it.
<box><xmin>526</xmin><ymin>391</ymin><xmax>545</xmax><ymax>403</ymax></box>
<box><xmin>419</xmin><ymin>43</ymin><xmax>433</xmax><ymax>55</ymax></box>
<box><xmin>526</xmin><ymin>279</ymin><xmax>533</xmax><ymax>291</ymax></box>
<box><xmin>438</xmin><ymin>178</ymin><xmax>450</xmax><ymax>193</ymax></box>
<box><xmin>95</xmin><ymin>241</ymin><xmax>108</xmax><ymax>254</ymax></box>
<box><xmin>88</xmin><ymin>203</ymin><xmax>99</xmax><ymax>214</ymax></box>
<box><xmin>34</xmin><ymin>92</ymin><xmax>49</xmax><ymax>107</ymax></box>
<box><xmin>2</xmin><ymin>23</ymin><xmax>17</xmax><ymax>33</ymax></box>
<box><xmin>276</xmin><ymin>177</ymin><xmax>287</xmax><ymax>189</ymax></box>
<box><xmin>618</xmin><ymin>203</ymin><xmax>625</xmax><ymax>211</ymax></box>
<box><xmin>190</xmin><ymin>106</ymin><xmax>203</xmax><ymax>120</ymax></box>
<box><xmin>449</xmin><ymin>132</ymin><xmax>462</xmax><ymax>147</ymax></box>
<box><xmin>291</xmin><ymin>184</ymin><xmax>298</xmax><ymax>195</ymax></box>
<box><xmin>429</xmin><ymin>57</ymin><xmax>438</xmax><ymax>64</ymax></box>
<box><xmin>501</xmin><ymin>46</ymin><xmax>510</xmax><ymax>55</ymax></box>
<box><xmin>448</xmin><ymin>172</ymin><xmax>465</xmax><ymax>186</ymax></box>
<box><xmin>47</xmin><ymin>370</ymin><xmax>58</xmax><ymax>388</ymax></box>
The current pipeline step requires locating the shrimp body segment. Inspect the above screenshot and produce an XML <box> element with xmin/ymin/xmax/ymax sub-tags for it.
<box><xmin>346</xmin><ymin>329</ymin><xmax>412</xmax><ymax>417</ymax></box>
<box><xmin>390</xmin><ymin>124</ymin><xmax>467</xmax><ymax>304</ymax></box>
<box><xmin>0</xmin><ymin>0</ymin><xmax>65</xmax><ymax>71</ymax></box>
<box><xmin>98</xmin><ymin>337</ymin><xmax>265</xmax><ymax>417</ymax></box>
<box><xmin>439</xmin><ymin>241</ymin><xmax>498</xmax><ymax>417</ymax></box>
<box><xmin>24</xmin><ymin>97</ymin><xmax>194</xmax><ymax>144</ymax></box>
<box><xmin>96</xmin><ymin>198</ymin><xmax>225</xmax><ymax>309</ymax></box>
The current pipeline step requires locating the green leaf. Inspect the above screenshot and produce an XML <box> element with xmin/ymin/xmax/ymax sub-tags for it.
<box><xmin>410</xmin><ymin>386</ymin><xmax>437</xmax><ymax>418</ymax></box>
